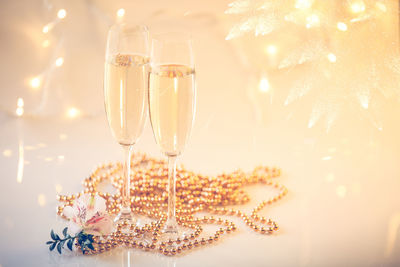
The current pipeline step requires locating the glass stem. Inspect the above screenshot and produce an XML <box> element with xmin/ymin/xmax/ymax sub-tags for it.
<box><xmin>167</xmin><ymin>155</ymin><xmax>177</xmax><ymax>223</ymax></box>
<box><xmin>122</xmin><ymin>145</ymin><xmax>133</xmax><ymax>210</ymax></box>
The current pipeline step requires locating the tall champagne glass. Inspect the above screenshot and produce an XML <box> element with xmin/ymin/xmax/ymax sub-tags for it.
<box><xmin>104</xmin><ymin>24</ymin><xmax>149</xmax><ymax>224</ymax></box>
<box><xmin>148</xmin><ymin>32</ymin><xmax>196</xmax><ymax>235</ymax></box>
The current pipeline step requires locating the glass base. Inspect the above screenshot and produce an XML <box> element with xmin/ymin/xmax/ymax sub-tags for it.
<box><xmin>114</xmin><ymin>206</ymin><xmax>135</xmax><ymax>225</ymax></box>
<box><xmin>161</xmin><ymin>218</ymin><xmax>191</xmax><ymax>241</ymax></box>
<box><xmin>114</xmin><ymin>207</ymin><xmax>156</xmax><ymax>229</ymax></box>
<box><xmin>163</xmin><ymin>218</ymin><xmax>179</xmax><ymax>235</ymax></box>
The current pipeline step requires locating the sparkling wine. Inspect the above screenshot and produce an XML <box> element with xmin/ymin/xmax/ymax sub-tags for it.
<box><xmin>104</xmin><ymin>54</ymin><xmax>148</xmax><ymax>145</ymax></box>
<box><xmin>149</xmin><ymin>64</ymin><xmax>196</xmax><ymax>156</ymax></box>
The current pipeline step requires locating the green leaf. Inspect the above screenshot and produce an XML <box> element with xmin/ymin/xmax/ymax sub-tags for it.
<box><xmin>50</xmin><ymin>230</ymin><xmax>57</xmax><ymax>240</ymax></box>
<box><xmin>77</xmin><ymin>237</ymin><xmax>83</xmax><ymax>247</ymax></box>
<box><xmin>80</xmin><ymin>234</ymin><xmax>87</xmax><ymax>242</ymax></box>
<box><xmin>57</xmin><ymin>242</ymin><xmax>63</xmax><ymax>254</ymax></box>
<box><xmin>67</xmin><ymin>239</ymin><xmax>74</xmax><ymax>251</ymax></box>
<box><xmin>62</xmin><ymin>227</ymin><xmax>68</xmax><ymax>237</ymax></box>
<box><xmin>46</xmin><ymin>241</ymin><xmax>54</xmax><ymax>245</ymax></box>
<box><xmin>49</xmin><ymin>242</ymin><xmax>57</xmax><ymax>251</ymax></box>
<box><xmin>87</xmin><ymin>243</ymin><xmax>95</xmax><ymax>251</ymax></box>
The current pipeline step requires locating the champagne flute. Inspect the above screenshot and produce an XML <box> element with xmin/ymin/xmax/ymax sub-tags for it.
<box><xmin>148</xmin><ymin>32</ymin><xmax>196</xmax><ymax>235</ymax></box>
<box><xmin>104</xmin><ymin>24</ymin><xmax>149</xmax><ymax>224</ymax></box>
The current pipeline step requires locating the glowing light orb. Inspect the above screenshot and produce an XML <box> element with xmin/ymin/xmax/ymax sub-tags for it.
<box><xmin>266</xmin><ymin>45</ymin><xmax>278</xmax><ymax>55</ymax></box>
<box><xmin>55</xmin><ymin>57</ymin><xmax>64</xmax><ymax>67</ymax></box>
<box><xmin>350</xmin><ymin>1</ymin><xmax>366</xmax><ymax>14</ymax></box>
<box><xmin>42</xmin><ymin>25</ymin><xmax>49</xmax><ymax>33</ymax></box>
<box><xmin>259</xmin><ymin>78</ymin><xmax>270</xmax><ymax>92</ymax></box>
<box><xmin>66</xmin><ymin>107</ymin><xmax>81</xmax><ymax>118</ymax></box>
<box><xmin>337</xmin><ymin>22</ymin><xmax>348</xmax><ymax>31</ymax></box>
<box><xmin>57</xmin><ymin>9</ymin><xmax>67</xmax><ymax>19</ymax></box>
<box><xmin>17</xmin><ymin>98</ymin><xmax>24</xmax><ymax>107</ymax></box>
<box><xmin>117</xmin><ymin>8</ymin><xmax>125</xmax><ymax>18</ymax></box>
<box><xmin>30</xmin><ymin>77</ymin><xmax>41</xmax><ymax>89</ymax></box>
<box><xmin>327</xmin><ymin>53</ymin><xmax>337</xmax><ymax>63</ymax></box>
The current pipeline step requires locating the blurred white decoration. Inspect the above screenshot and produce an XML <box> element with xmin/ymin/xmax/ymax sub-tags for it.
<box><xmin>225</xmin><ymin>0</ymin><xmax>400</xmax><ymax>131</ymax></box>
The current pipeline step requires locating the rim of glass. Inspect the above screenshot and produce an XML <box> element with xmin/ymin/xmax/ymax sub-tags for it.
<box><xmin>109</xmin><ymin>23</ymin><xmax>149</xmax><ymax>35</ymax></box>
<box><xmin>151</xmin><ymin>31</ymin><xmax>192</xmax><ymax>43</ymax></box>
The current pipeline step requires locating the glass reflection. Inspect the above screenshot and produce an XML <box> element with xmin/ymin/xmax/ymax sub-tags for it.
<box><xmin>2</xmin><ymin>149</ymin><xmax>12</xmax><ymax>157</ymax></box>
<box><xmin>38</xmin><ymin>194</ymin><xmax>46</xmax><ymax>207</ymax></box>
<box><xmin>384</xmin><ymin>212</ymin><xmax>400</xmax><ymax>258</ymax></box>
<box><xmin>17</xmin><ymin>141</ymin><xmax>24</xmax><ymax>184</ymax></box>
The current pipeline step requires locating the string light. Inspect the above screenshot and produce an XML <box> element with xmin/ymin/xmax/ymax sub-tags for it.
<box><xmin>57</xmin><ymin>9</ymin><xmax>67</xmax><ymax>19</ymax></box>
<box><xmin>66</xmin><ymin>107</ymin><xmax>81</xmax><ymax>118</ymax></box>
<box><xmin>16</xmin><ymin>108</ymin><xmax>24</xmax><ymax>116</ymax></box>
<box><xmin>30</xmin><ymin>77</ymin><xmax>41</xmax><ymax>89</ymax></box>
<box><xmin>327</xmin><ymin>53</ymin><xmax>337</xmax><ymax>63</ymax></box>
<box><xmin>337</xmin><ymin>22</ymin><xmax>348</xmax><ymax>31</ymax></box>
<box><xmin>265</xmin><ymin>45</ymin><xmax>277</xmax><ymax>55</ymax></box>
<box><xmin>259</xmin><ymin>77</ymin><xmax>270</xmax><ymax>92</ymax></box>
<box><xmin>55</xmin><ymin>57</ymin><xmax>64</xmax><ymax>67</ymax></box>
<box><xmin>117</xmin><ymin>8</ymin><xmax>125</xmax><ymax>18</ymax></box>
<box><xmin>16</xmin><ymin>98</ymin><xmax>24</xmax><ymax>116</ymax></box>
<box><xmin>17</xmin><ymin>98</ymin><xmax>24</xmax><ymax>107</ymax></box>
<box><xmin>42</xmin><ymin>25</ymin><xmax>50</xmax><ymax>33</ymax></box>
<box><xmin>350</xmin><ymin>1</ymin><xmax>366</xmax><ymax>14</ymax></box>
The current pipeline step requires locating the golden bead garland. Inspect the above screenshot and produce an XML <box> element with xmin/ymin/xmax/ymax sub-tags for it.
<box><xmin>56</xmin><ymin>153</ymin><xmax>287</xmax><ymax>256</ymax></box>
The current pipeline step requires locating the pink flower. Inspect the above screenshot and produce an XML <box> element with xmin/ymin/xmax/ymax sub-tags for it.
<box><xmin>63</xmin><ymin>194</ymin><xmax>113</xmax><ymax>236</ymax></box>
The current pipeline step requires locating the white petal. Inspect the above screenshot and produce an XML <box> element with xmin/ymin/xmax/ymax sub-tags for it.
<box><xmin>94</xmin><ymin>196</ymin><xmax>106</xmax><ymax>212</ymax></box>
<box><xmin>63</xmin><ymin>206</ymin><xmax>74</xmax><ymax>219</ymax></box>
<box><xmin>68</xmin><ymin>222</ymin><xmax>82</xmax><ymax>236</ymax></box>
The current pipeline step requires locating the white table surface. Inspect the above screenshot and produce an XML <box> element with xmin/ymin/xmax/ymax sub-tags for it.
<box><xmin>1</xmin><ymin>0</ymin><xmax>400</xmax><ymax>266</ymax></box>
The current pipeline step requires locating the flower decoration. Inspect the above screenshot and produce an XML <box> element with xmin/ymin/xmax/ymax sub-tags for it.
<box><xmin>47</xmin><ymin>194</ymin><xmax>113</xmax><ymax>254</ymax></box>
<box><xmin>63</xmin><ymin>194</ymin><xmax>113</xmax><ymax>236</ymax></box>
